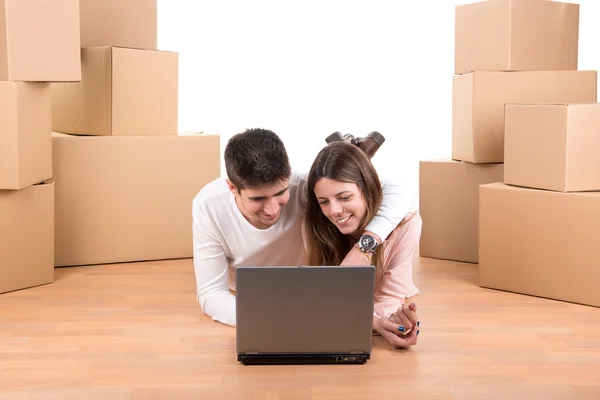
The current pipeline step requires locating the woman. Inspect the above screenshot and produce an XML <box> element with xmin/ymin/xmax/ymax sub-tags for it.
<box><xmin>303</xmin><ymin>141</ymin><xmax>422</xmax><ymax>349</ymax></box>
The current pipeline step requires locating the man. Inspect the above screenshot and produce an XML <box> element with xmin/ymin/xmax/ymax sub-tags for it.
<box><xmin>192</xmin><ymin>128</ymin><xmax>415</xmax><ymax>327</ymax></box>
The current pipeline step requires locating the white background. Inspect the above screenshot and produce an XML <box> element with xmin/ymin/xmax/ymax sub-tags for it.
<box><xmin>157</xmin><ymin>0</ymin><xmax>600</xmax><ymax>203</ymax></box>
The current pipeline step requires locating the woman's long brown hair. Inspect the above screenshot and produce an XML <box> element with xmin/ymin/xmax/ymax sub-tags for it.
<box><xmin>305</xmin><ymin>141</ymin><xmax>387</xmax><ymax>299</ymax></box>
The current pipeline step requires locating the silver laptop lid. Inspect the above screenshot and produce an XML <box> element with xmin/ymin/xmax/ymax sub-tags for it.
<box><xmin>236</xmin><ymin>265</ymin><xmax>375</xmax><ymax>355</ymax></box>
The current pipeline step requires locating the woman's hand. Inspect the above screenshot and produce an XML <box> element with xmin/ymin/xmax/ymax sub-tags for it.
<box><xmin>374</xmin><ymin>316</ymin><xmax>419</xmax><ymax>349</ymax></box>
<box><xmin>390</xmin><ymin>302</ymin><xmax>419</xmax><ymax>335</ymax></box>
<box><xmin>374</xmin><ymin>302</ymin><xmax>420</xmax><ymax>349</ymax></box>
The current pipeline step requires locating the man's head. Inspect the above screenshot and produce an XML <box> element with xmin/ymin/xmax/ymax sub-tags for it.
<box><xmin>224</xmin><ymin>128</ymin><xmax>292</xmax><ymax>229</ymax></box>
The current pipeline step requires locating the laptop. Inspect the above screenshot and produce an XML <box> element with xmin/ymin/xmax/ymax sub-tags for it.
<box><xmin>235</xmin><ymin>265</ymin><xmax>375</xmax><ymax>365</ymax></box>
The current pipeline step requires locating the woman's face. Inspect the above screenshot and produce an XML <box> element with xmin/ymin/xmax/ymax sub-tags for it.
<box><xmin>313</xmin><ymin>177</ymin><xmax>367</xmax><ymax>235</ymax></box>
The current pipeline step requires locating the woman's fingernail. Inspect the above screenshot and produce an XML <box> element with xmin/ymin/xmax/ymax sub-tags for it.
<box><xmin>417</xmin><ymin>321</ymin><xmax>420</xmax><ymax>327</ymax></box>
<box><xmin>417</xmin><ymin>330</ymin><xmax>420</xmax><ymax>336</ymax></box>
<box><xmin>398</xmin><ymin>326</ymin><xmax>405</xmax><ymax>332</ymax></box>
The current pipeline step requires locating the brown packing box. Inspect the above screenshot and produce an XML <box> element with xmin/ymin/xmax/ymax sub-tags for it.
<box><xmin>51</xmin><ymin>46</ymin><xmax>178</xmax><ymax>136</ymax></box>
<box><xmin>0</xmin><ymin>0</ymin><xmax>81</xmax><ymax>82</ymax></box>
<box><xmin>79</xmin><ymin>0</ymin><xmax>157</xmax><ymax>50</ymax></box>
<box><xmin>0</xmin><ymin>181</ymin><xmax>54</xmax><ymax>294</ymax></box>
<box><xmin>479</xmin><ymin>183</ymin><xmax>600</xmax><ymax>308</ymax></box>
<box><xmin>452</xmin><ymin>70</ymin><xmax>597</xmax><ymax>163</ymax></box>
<box><xmin>505</xmin><ymin>103</ymin><xmax>600</xmax><ymax>193</ymax></box>
<box><xmin>53</xmin><ymin>133</ymin><xmax>221</xmax><ymax>267</ymax></box>
<box><xmin>455</xmin><ymin>0</ymin><xmax>579</xmax><ymax>75</ymax></box>
<box><xmin>0</xmin><ymin>81</ymin><xmax>51</xmax><ymax>190</ymax></box>
<box><xmin>419</xmin><ymin>159</ymin><xmax>503</xmax><ymax>263</ymax></box>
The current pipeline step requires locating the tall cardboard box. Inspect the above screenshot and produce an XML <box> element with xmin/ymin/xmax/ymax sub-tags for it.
<box><xmin>51</xmin><ymin>47</ymin><xmax>178</xmax><ymax>136</ymax></box>
<box><xmin>0</xmin><ymin>0</ymin><xmax>81</xmax><ymax>82</ymax></box>
<box><xmin>504</xmin><ymin>103</ymin><xmax>600</xmax><ymax>192</ymax></box>
<box><xmin>455</xmin><ymin>0</ymin><xmax>579</xmax><ymax>75</ymax></box>
<box><xmin>452</xmin><ymin>70</ymin><xmax>597</xmax><ymax>163</ymax></box>
<box><xmin>419</xmin><ymin>159</ymin><xmax>503</xmax><ymax>263</ymax></box>
<box><xmin>0</xmin><ymin>181</ymin><xmax>54</xmax><ymax>294</ymax></box>
<box><xmin>0</xmin><ymin>82</ymin><xmax>51</xmax><ymax>190</ymax></box>
<box><xmin>53</xmin><ymin>133</ymin><xmax>221</xmax><ymax>267</ymax></box>
<box><xmin>79</xmin><ymin>0</ymin><xmax>157</xmax><ymax>50</ymax></box>
<box><xmin>479</xmin><ymin>183</ymin><xmax>600</xmax><ymax>308</ymax></box>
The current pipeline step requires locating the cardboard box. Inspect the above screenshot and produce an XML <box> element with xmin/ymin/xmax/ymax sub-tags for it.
<box><xmin>0</xmin><ymin>181</ymin><xmax>54</xmax><ymax>294</ymax></box>
<box><xmin>0</xmin><ymin>82</ymin><xmax>52</xmax><ymax>190</ymax></box>
<box><xmin>452</xmin><ymin>70</ymin><xmax>597</xmax><ymax>163</ymax></box>
<box><xmin>455</xmin><ymin>0</ymin><xmax>579</xmax><ymax>75</ymax></box>
<box><xmin>505</xmin><ymin>103</ymin><xmax>600</xmax><ymax>192</ymax></box>
<box><xmin>79</xmin><ymin>0</ymin><xmax>157</xmax><ymax>50</ymax></box>
<box><xmin>0</xmin><ymin>0</ymin><xmax>81</xmax><ymax>82</ymax></box>
<box><xmin>51</xmin><ymin>46</ymin><xmax>178</xmax><ymax>136</ymax></box>
<box><xmin>479</xmin><ymin>182</ymin><xmax>600</xmax><ymax>308</ymax></box>
<box><xmin>53</xmin><ymin>133</ymin><xmax>221</xmax><ymax>267</ymax></box>
<box><xmin>419</xmin><ymin>159</ymin><xmax>503</xmax><ymax>263</ymax></box>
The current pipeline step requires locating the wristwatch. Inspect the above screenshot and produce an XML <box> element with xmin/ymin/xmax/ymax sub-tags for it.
<box><xmin>356</xmin><ymin>233</ymin><xmax>378</xmax><ymax>257</ymax></box>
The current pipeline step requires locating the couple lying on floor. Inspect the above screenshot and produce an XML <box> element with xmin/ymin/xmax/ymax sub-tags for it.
<box><xmin>192</xmin><ymin>128</ymin><xmax>421</xmax><ymax>349</ymax></box>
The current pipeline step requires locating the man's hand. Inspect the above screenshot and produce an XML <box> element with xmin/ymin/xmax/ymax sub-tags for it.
<box><xmin>340</xmin><ymin>230</ymin><xmax>381</xmax><ymax>266</ymax></box>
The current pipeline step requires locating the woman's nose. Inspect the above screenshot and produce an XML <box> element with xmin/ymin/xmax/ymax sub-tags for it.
<box><xmin>329</xmin><ymin>201</ymin><xmax>342</xmax><ymax>216</ymax></box>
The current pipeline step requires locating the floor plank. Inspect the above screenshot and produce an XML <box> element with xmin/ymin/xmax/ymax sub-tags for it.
<box><xmin>1</xmin><ymin>256</ymin><xmax>599</xmax><ymax>399</ymax></box>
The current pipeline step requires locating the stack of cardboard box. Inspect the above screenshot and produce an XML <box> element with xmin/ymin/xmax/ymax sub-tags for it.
<box><xmin>50</xmin><ymin>0</ymin><xmax>222</xmax><ymax>268</ymax></box>
<box><xmin>1</xmin><ymin>0</ymin><xmax>222</xmax><ymax>295</ymax></box>
<box><xmin>419</xmin><ymin>0</ymin><xmax>596</xmax><ymax>266</ymax></box>
<box><xmin>1</xmin><ymin>0</ymin><xmax>81</xmax><ymax>294</ymax></box>
<box><xmin>478</xmin><ymin>5</ymin><xmax>600</xmax><ymax>306</ymax></box>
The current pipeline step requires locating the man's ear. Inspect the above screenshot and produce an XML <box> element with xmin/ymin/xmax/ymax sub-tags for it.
<box><xmin>226</xmin><ymin>179</ymin><xmax>240</xmax><ymax>197</ymax></box>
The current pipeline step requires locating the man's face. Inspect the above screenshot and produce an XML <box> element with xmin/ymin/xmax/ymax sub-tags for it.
<box><xmin>228</xmin><ymin>179</ymin><xmax>290</xmax><ymax>229</ymax></box>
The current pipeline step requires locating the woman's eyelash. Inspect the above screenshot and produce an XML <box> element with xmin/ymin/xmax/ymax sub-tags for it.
<box><xmin>318</xmin><ymin>196</ymin><xmax>351</xmax><ymax>205</ymax></box>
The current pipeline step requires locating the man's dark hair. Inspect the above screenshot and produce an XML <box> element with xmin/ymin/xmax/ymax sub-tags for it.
<box><xmin>224</xmin><ymin>128</ymin><xmax>292</xmax><ymax>190</ymax></box>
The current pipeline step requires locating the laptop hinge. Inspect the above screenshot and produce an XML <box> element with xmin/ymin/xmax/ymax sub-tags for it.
<box><xmin>243</xmin><ymin>351</ymin><xmax>259</xmax><ymax>355</ymax></box>
<box><xmin>350</xmin><ymin>350</ymin><xmax>364</xmax><ymax>354</ymax></box>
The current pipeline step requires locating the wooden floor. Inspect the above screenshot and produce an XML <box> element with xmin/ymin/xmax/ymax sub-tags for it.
<box><xmin>1</xmin><ymin>256</ymin><xmax>600</xmax><ymax>400</ymax></box>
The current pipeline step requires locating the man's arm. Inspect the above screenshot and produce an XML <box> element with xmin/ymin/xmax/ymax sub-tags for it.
<box><xmin>290</xmin><ymin>166</ymin><xmax>415</xmax><ymax>243</ymax></box>
<box><xmin>341</xmin><ymin>174</ymin><xmax>414</xmax><ymax>265</ymax></box>
<box><xmin>192</xmin><ymin>201</ymin><xmax>236</xmax><ymax>326</ymax></box>
<box><xmin>364</xmin><ymin>173</ymin><xmax>415</xmax><ymax>243</ymax></box>
<box><xmin>294</xmin><ymin>168</ymin><xmax>413</xmax><ymax>246</ymax></box>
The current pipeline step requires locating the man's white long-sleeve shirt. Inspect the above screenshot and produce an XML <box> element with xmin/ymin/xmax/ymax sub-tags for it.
<box><xmin>192</xmin><ymin>171</ymin><xmax>414</xmax><ymax>326</ymax></box>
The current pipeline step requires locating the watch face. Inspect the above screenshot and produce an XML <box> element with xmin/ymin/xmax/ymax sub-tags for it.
<box><xmin>359</xmin><ymin>235</ymin><xmax>376</xmax><ymax>251</ymax></box>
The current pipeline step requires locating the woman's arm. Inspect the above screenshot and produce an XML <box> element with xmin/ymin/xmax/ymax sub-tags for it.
<box><xmin>373</xmin><ymin>214</ymin><xmax>422</xmax><ymax>319</ymax></box>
